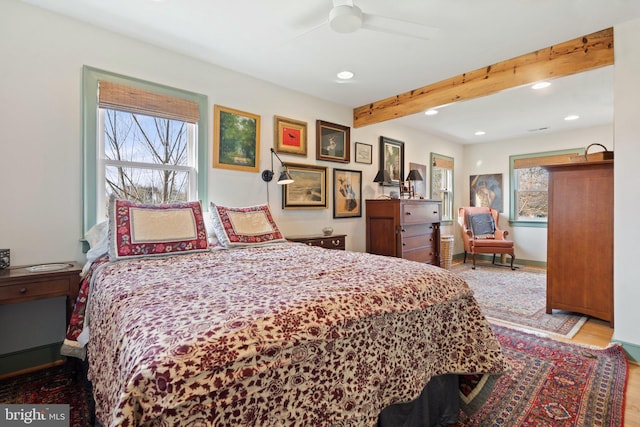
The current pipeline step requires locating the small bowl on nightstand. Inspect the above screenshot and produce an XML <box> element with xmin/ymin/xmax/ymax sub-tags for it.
<box><xmin>322</xmin><ymin>227</ymin><xmax>333</xmax><ymax>236</ymax></box>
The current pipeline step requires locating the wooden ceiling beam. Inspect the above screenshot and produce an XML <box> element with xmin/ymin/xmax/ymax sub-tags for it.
<box><xmin>353</xmin><ymin>28</ymin><xmax>614</xmax><ymax>128</ymax></box>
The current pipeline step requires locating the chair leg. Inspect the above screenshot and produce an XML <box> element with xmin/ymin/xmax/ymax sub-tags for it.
<box><xmin>472</xmin><ymin>253</ymin><xmax>476</xmax><ymax>269</ymax></box>
<box><xmin>491</xmin><ymin>254</ymin><xmax>496</xmax><ymax>264</ymax></box>
<box><xmin>510</xmin><ymin>254</ymin><xmax>515</xmax><ymax>270</ymax></box>
<box><xmin>463</xmin><ymin>251</ymin><xmax>467</xmax><ymax>264</ymax></box>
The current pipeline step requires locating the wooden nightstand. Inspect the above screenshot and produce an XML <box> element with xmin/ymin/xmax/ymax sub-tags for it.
<box><xmin>0</xmin><ymin>262</ymin><xmax>83</xmax><ymax>326</ymax></box>
<box><xmin>287</xmin><ymin>234</ymin><xmax>346</xmax><ymax>250</ymax></box>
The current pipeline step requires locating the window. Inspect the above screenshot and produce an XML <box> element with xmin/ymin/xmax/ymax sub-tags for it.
<box><xmin>509</xmin><ymin>149</ymin><xmax>582</xmax><ymax>226</ymax></box>
<box><xmin>430</xmin><ymin>153</ymin><xmax>454</xmax><ymax>223</ymax></box>
<box><xmin>83</xmin><ymin>66</ymin><xmax>208</xmax><ymax>234</ymax></box>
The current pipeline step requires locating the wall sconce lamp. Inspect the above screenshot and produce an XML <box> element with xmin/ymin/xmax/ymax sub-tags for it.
<box><xmin>262</xmin><ymin>148</ymin><xmax>294</xmax><ymax>185</ymax></box>
<box><xmin>405</xmin><ymin>169</ymin><xmax>423</xmax><ymax>199</ymax></box>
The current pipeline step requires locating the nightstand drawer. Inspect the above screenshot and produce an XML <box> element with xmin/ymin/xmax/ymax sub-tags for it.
<box><xmin>0</xmin><ymin>278</ymin><xmax>70</xmax><ymax>304</ymax></box>
<box><xmin>287</xmin><ymin>234</ymin><xmax>346</xmax><ymax>250</ymax></box>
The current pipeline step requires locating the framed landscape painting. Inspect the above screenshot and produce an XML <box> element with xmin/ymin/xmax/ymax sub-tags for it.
<box><xmin>282</xmin><ymin>163</ymin><xmax>328</xmax><ymax>210</ymax></box>
<box><xmin>213</xmin><ymin>105</ymin><xmax>260</xmax><ymax>172</ymax></box>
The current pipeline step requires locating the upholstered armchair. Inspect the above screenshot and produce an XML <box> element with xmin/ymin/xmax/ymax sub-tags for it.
<box><xmin>458</xmin><ymin>207</ymin><xmax>516</xmax><ymax>270</ymax></box>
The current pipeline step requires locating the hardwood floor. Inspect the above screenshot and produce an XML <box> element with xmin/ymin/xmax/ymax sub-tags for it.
<box><xmin>571</xmin><ymin>318</ymin><xmax>640</xmax><ymax>426</ymax></box>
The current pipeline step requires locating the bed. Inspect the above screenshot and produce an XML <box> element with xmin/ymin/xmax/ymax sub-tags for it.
<box><xmin>62</xmin><ymin>199</ymin><xmax>509</xmax><ymax>427</ymax></box>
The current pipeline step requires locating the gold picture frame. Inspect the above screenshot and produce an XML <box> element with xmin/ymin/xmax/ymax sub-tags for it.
<box><xmin>282</xmin><ymin>163</ymin><xmax>328</xmax><ymax>210</ymax></box>
<box><xmin>213</xmin><ymin>105</ymin><xmax>260</xmax><ymax>172</ymax></box>
<box><xmin>274</xmin><ymin>115</ymin><xmax>307</xmax><ymax>156</ymax></box>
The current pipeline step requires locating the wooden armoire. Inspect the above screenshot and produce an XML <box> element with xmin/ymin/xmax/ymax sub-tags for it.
<box><xmin>545</xmin><ymin>159</ymin><xmax>613</xmax><ymax>325</ymax></box>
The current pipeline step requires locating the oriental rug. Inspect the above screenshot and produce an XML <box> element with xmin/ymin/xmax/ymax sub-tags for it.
<box><xmin>0</xmin><ymin>362</ymin><xmax>93</xmax><ymax>427</ymax></box>
<box><xmin>451</xmin><ymin>262</ymin><xmax>588</xmax><ymax>338</ymax></box>
<box><xmin>458</xmin><ymin>325</ymin><xmax>628</xmax><ymax>426</ymax></box>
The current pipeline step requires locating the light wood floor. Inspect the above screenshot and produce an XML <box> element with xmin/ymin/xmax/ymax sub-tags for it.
<box><xmin>571</xmin><ymin>318</ymin><xmax>639</xmax><ymax>426</ymax></box>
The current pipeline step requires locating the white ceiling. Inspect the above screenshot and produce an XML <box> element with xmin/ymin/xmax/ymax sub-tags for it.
<box><xmin>18</xmin><ymin>0</ymin><xmax>640</xmax><ymax>143</ymax></box>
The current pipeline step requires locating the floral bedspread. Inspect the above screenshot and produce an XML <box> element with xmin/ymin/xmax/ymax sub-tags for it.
<box><xmin>79</xmin><ymin>243</ymin><xmax>508</xmax><ymax>427</ymax></box>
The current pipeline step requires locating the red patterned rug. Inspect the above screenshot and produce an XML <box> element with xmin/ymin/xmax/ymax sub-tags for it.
<box><xmin>0</xmin><ymin>362</ymin><xmax>93</xmax><ymax>427</ymax></box>
<box><xmin>459</xmin><ymin>325</ymin><xmax>628</xmax><ymax>426</ymax></box>
<box><xmin>451</xmin><ymin>263</ymin><xmax>588</xmax><ymax>338</ymax></box>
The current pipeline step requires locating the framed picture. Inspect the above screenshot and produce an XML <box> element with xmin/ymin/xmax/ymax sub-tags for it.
<box><xmin>282</xmin><ymin>163</ymin><xmax>328</xmax><ymax>209</ymax></box>
<box><xmin>354</xmin><ymin>142</ymin><xmax>373</xmax><ymax>164</ymax></box>
<box><xmin>316</xmin><ymin>120</ymin><xmax>350</xmax><ymax>163</ymax></box>
<box><xmin>213</xmin><ymin>105</ymin><xmax>260</xmax><ymax>172</ymax></box>
<box><xmin>470</xmin><ymin>173</ymin><xmax>503</xmax><ymax>212</ymax></box>
<box><xmin>409</xmin><ymin>162</ymin><xmax>427</xmax><ymax>198</ymax></box>
<box><xmin>333</xmin><ymin>169</ymin><xmax>362</xmax><ymax>218</ymax></box>
<box><xmin>274</xmin><ymin>115</ymin><xmax>307</xmax><ymax>156</ymax></box>
<box><xmin>379</xmin><ymin>136</ymin><xmax>404</xmax><ymax>187</ymax></box>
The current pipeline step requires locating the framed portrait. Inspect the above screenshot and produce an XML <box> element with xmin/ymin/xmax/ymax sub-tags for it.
<box><xmin>213</xmin><ymin>105</ymin><xmax>260</xmax><ymax>172</ymax></box>
<box><xmin>354</xmin><ymin>142</ymin><xmax>373</xmax><ymax>164</ymax></box>
<box><xmin>274</xmin><ymin>115</ymin><xmax>307</xmax><ymax>156</ymax></box>
<box><xmin>470</xmin><ymin>173</ymin><xmax>503</xmax><ymax>212</ymax></box>
<box><xmin>316</xmin><ymin>120</ymin><xmax>350</xmax><ymax>163</ymax></box>
<box><xmin>282</xmin><ymin>163</ymin><xmax>328</xmax><ymax>209</ymax></box>
<box><xmin>379</xmin><ymin>136</ymin><xmax>404</xmax><ymax>187</ymax></box>
<box><xmin>333</xmin><ymin>169</ymin><xmax>362</xmax><ymax>218</ymax></box>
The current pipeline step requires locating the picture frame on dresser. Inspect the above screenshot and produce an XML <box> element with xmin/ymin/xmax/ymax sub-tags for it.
<box><xmin>379</xmin><ymin>136</ymin><xmax>404</xmax><ymax>186</ymax></box>
<box><xmin>333</xmin><ymin>168</ymin><xmax>362</xmax><ymax>218</ymax></box>
<box><xmin>316</xmin><ymin>120</ymin><xmax>350</xmax><ymax>163</ymax></box>
<box><xmin>282</xmin><ymin>163</ymin><xmax>328</xmax><ymax>209</ymax></box>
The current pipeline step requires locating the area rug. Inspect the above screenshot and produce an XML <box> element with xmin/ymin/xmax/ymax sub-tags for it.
<box><xmin>0</xmin><ymin>363</ymin><xmax>93</xmax><ymax>427</ymax></box>
<box><xmin>451</xmin><ymin>262</ymin><xmax>588</xmax><ymax>338</ymax></box>
<box><xmin>458</xmin><ymin>325</ymin><xmax>628</xmax><ymax>426</ymax></box>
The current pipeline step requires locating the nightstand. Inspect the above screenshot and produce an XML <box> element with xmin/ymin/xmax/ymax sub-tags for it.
<box><xmin>287</xmin><ymin>234</ymin><xmax>346</xmax><ymax>250</ymax></box>
<box><xmin>0</xmin><ymin>262</ymin><xmax>83</xmax><ymax>326</ymax></box>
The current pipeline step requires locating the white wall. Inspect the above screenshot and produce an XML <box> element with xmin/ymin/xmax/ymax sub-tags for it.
<box><xmin>461</xmin><ymin>124</ymin><xmax>613</xmax><ymax>262</ymax></box>
<box><xmin>612</xmin><ymin>20</ymin><xmax>640</xmax><ymax>350</ymax></box>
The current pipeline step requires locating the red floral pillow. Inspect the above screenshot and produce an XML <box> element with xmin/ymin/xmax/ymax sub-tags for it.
<box><xmin>210</xmin><ymin>203</ymin><xmax>286</xmax><ymax>247</ymax></box>
<box><xmin>108</xmin><ymin>197</ymin><xmax>209</xmax><ymax>261</ymax></box>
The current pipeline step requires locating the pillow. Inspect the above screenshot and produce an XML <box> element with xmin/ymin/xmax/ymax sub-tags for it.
<box><xmin>210</xmin><ymin>202</ymin><xmax>286</xmax><ymax>247</ymax></box>
<box><xmin>108</xmin><ymin>196</ymin><xmax>209</xmax><ymax>261</ymax></box>
<box><xmin>468</xmin><ymin>213</ymin><xmax>495</xmax><ymax>239</ymax></box>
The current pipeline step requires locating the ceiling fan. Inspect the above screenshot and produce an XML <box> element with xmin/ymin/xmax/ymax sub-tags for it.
<box><xmin>300</xmin><ymin>0</ymin><xmax>439</xmax><ymax>40</ymax></box>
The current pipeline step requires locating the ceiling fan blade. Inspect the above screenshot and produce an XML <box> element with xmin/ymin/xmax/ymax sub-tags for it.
<box><xmin>361</xmin><ymin>13</ymin><xmax>438</xmax><ymax>40</ymax></box>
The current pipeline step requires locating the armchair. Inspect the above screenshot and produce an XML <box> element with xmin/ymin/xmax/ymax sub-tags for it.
<box><xmin>458</xmin><ymin>207</ymin><xmax>515</xmax><ymax>270</ymax></box>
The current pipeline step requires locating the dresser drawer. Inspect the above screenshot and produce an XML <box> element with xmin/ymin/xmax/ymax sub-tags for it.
<box><xmin>288</xmin><ymin>234</ymin><xmax>346</xmax><ymax>250</ymax></box>
<box><xmin>401</xmin><ymin>223</ymin><xmax>438</xmax><ymax>238</ymax></box>
<box><xmin>400</xmin><ymin>203</ymin><xmax>440</xmax><ymax>225</ymax></box>
<box><xmin>401</xmin><ymin>234</ymin><xmax>436</xmax><ymax>251</ymax></box>
<box><xmin>402</xmin><ymin>247</ymin><xmax>438</xmax><ymax>264</ymax></box>
<box><xmin>0</xmin><ymin>278</ymin><xmax>70</xmax><ymax>304</ymax></box>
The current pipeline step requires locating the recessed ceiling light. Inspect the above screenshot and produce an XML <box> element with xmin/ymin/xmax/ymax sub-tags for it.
<box><xmin>532</xmin><ymin>81</ymin><xmax>551</xmax><ymax>90</ymax></box>
<box><xmin>564</xmin><ymin>114</ymin><xmax>580</xmax><ymax>121</ymax></box>
<box><xmin>424</xmin><ymin>109</ymin><xmax>438</xmax><ymax>116</ymax></box>
<box><xmin>474</xmin><ymin>131</ymin><xmax>486</xmax><ymax>136</ymax></box>
<box><xmin>336</xmin><ymin>70</ymin><xmax>354</xmax><ymax>80</ymax></box>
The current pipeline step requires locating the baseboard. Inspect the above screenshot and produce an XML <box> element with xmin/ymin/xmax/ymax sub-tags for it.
<box><xmin>452</xmin><ymin>252</ymin><xmax>547</xmax><ymax>269</ymax></box>
<box><xmin>612</xmin><ymin>339</ymin><xmax>640</xmax><ymax>363</ymax></box>
<box><xmin>0</xmin><ymin>342</ymin><xmax>65</xmax><ymax>379</ymax></box>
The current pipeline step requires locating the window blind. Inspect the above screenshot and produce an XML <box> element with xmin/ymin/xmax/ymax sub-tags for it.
<box><xmin>432</xmin><ymin>157</ymin><xmax>454</xmax><ymax>169</ymax></box>
<box><xmin>98</xmin><ymin>81</ymin><xmax>199</xmax><ymax>123</ymax></box>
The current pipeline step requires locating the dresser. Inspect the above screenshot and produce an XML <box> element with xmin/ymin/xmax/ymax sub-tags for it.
<box><xmin>365</xmin><ymin>199</ymin><xmax>441</xmax><ymax>265</ymax></box>
<box><xmin>545</xmin><ymin>160</ymin><xmax>613</xmax><ymax>325</ymax></box>
<box><xmin>287</xmin><ymin>234</ymin><xmax>346</xmax><ymax>250</ymax></box>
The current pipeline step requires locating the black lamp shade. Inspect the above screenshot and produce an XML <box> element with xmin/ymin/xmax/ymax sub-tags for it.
<box><xmin>373</xmin><ymin>169</ymin><xmax>391</xmax><ymax>183</ymax></box>
<box><xmin>406</xmin><ymin>169</ymin><xmax>423</xmax><ymax>181</ymax></box>
<box><xmin>277</xmin><ymin>170</ymin><xmax>294</xmax><ymax>185</ymax></box>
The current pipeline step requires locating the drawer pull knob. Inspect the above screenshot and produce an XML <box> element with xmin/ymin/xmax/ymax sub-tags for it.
<box><xmin>19</xmin><ymin>287</ymin><xmax>27</xmax><ymax>294</ymax></box>
<box><xmin>332</xmin><ymin>240</ymin><xmax>340</xmax><ymax>246</ymax></box>
<box><xmin>307</xmin><ymin>243</ymin><xmax>313</xmax><ymax>246</ymax></box>
<box><xmin>405</xmin><ymin>211</ymin><xmax>412</xmax><ymax>215</ymax></box>
<box><xmin>401</xmin><ymin>228</ymin><xmax>406</xmax><ymax>232</ymax></box>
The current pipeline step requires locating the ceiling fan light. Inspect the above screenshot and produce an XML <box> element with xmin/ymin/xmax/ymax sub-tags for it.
<box><xmin>329</xmin><ymin>5</ymin><xmax>363</xmax><ymax>33</ymax></box>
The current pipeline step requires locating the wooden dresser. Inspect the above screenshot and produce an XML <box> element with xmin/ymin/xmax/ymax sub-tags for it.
<box><xmin>365</xmin><ymin>199</ymin><xmax>441</xmax><ymax>265</ymax></box>
<box><xmin>287</xmin><ymin>234</ymin><xmax>346</xmax><ymax>250</ymax></box>
<box><xmin>545</xmin><ymin>160</ymin><xmax>613</xmax><ymax>325</ymax></box>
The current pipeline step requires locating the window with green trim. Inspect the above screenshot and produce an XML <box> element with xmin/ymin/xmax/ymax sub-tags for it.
<box><xmin>83</xmin><ymin>66</ymin><xmax>208</xmax><ymax>234</ymax></box>
<box><xmin>430</xmin><ymin>153</ymin><xmax>454</xmax><ymax>222</ymax></box>
<box><xmin>509</xmin><ymin>148</ymin><xmax>582</xmax><ymax>225</ymax></box>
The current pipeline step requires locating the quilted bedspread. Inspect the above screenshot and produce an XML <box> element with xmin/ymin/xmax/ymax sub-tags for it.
<box><xmin>82</xmin><ymin>243</ymin><xmax>508</xmax><ymax>426</ymax></box>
